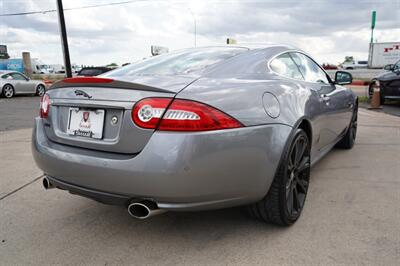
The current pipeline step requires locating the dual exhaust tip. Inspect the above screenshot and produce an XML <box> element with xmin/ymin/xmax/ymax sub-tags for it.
<box><xmin>42</xmin><ymin>176</ymin><xmax>55</xmax><ymax>190</ymax></box>
<box><xmin>42</xmin><ymin>177</ymin><xmax>165</xmax><ymax>219</ymax></box>
<box><xmin>127</xmin><ymin>201</ymin><xmax>166</xmax><ymax>219</ymax></box>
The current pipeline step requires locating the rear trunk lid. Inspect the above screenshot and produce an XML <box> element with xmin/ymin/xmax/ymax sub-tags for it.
<box><xmin>44</xmin><ymin>75</ymin><xmax>197</xmax><ymax>154</ymax></box>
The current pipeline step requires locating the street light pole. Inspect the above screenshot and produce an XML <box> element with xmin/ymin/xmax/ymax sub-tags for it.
<box><xmin>56</xmin><ymin>0</ymin><xmax>72</xmax><ymax>77</ymax></box>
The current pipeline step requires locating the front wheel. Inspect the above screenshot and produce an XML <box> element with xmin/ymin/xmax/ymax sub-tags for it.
<box><xmin>247</xmin><ymin>128</ymin><xmax>311</xmax><ymax>226</ymax></box>
<box><xmin>336</xmin><ymin>105</ymin><xmax>358</xmax><ymax>149</ymax></box>
<box><xmin>36</xmin><ymin>84</ymin><xmax>46</xmax><ymax>96</ymax></box>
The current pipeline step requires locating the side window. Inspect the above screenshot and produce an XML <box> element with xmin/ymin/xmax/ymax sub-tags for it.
<box><xmin>1</xmin><ymin>74</ymin><xmax>11</xmax><ymax>79</ymax></box>
<box><xmin>270</xmin><ymin>53</ymin><xmax>304</xmax><ymax>80</ymax></box>
<box><xmin>394</xmin><ymin>60</ymin><xmax>400</xmax><ymax>70</ymax></box>
<box><xmin>290</xmin><ymin>53</ymin><xmax>329</xmax><ymax>84</ymax></box>
<box><xmin>11</xmin><ymin>73</ymin><xmax>27</xmax><ymax>80</ymax></box>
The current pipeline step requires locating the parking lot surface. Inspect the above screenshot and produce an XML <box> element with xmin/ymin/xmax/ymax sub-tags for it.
<box><xmin>0</xmin><ymin>96</ymin><xmax>40</xmax><ymax>131</ymax></box>
<box><xmin>1</xmin><ymin>97</ymin><xmax>399</xmax><ymax>265</ymax></box>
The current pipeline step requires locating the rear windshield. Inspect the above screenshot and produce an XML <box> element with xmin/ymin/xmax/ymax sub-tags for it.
<box><xmin>79</xmin><ymin>69</ymin><xmax>107</xmax><ymax>76</ymax></box>
<box><xmin>106</xmin><ymin>47</ymin><xmax>247</xmax><ymax>76</ymax></box>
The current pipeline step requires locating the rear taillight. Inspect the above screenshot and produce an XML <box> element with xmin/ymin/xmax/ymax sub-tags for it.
<box><xmin>132</xmin><ymin>98</ymin><xmax>173</xmax><ymax>129</ymax></box>
<box><xmin>132</xmin><ymin>98</ymin><xmax>243</xmax><ymax>131</ymax></box>
<box><xmin>40</xmin><ymin>94</ymin><xmax>51</xmax><ymax>118</ymax></box>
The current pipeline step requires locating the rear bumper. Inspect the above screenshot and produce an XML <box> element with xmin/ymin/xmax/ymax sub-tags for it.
<box><xmin>32</xmin><ymin>118</ymin><xmax>291</xmax><ymax>211</ymax></box>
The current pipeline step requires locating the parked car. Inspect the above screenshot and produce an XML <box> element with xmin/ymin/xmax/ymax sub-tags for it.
<box><xmin>341</xmin><ymin>60</ymin><xmax>368</xmax><ymax>70</ymax></box>
<box><xmin>0</xmin><ymin>70</ymin><xmax>46</xmax><ymax>98</ymax></box>
<box><xmin>369</xmin><ymin>59</ymin><xmax>400</xmax><ymax>104</ymax></box>
<box><xmin>77</xmin><ymin>67</ymin><xmax>112</xmax><ymax>76</ymax></box>
<box><xmin>322</xmin><ymin>63</ymin><xmax>338</xmax><ymax>70</ymax></box>
<box><xmin>32</xmin><ymin>46</ymin><xmax>357</xmax><ymax>226</ymax></box>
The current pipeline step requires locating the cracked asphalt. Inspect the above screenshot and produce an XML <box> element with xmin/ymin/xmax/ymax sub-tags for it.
<box><xmin>0</xmin><ymin>97</ymin><xmax>399</xmax><ymax>265</ymax></box>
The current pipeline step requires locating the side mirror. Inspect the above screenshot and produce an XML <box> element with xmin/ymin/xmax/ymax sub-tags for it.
<box><xmin>334</xmin><ymin>71</ymin><xmax>352</xmax><ymax>85</ymax></box>
<box><xmin>383</xmin><ymin>64</ymin><xmax>394</xmax><ymax>71</ymax></box>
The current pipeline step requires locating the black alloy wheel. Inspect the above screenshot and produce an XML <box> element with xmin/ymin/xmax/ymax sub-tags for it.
<box><xmin>285</xmin><ymin>131</ymin><xmax>310</xmax><ymax>218</ymax></box>
<box><xmin>247</xmin><ymin>129</ymin><xmax>311</xmax><ymax>226</ymax></box>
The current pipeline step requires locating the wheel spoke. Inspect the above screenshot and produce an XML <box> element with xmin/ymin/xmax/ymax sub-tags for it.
<box><xmin>288</xmin><ymin>148</ymin><xmax>296</xmax><ymax>171</ymax></box>
<box><xmin>295</xmin><ymin>138</ymin><xmax>306</xmax><ymax>167</ymax></box>
<box><xmin>293</xmin><ymin>187</ymin><xmax>301</xmax><ymax>212</ymax></box>
<box><xmin>297</xmin><ymin>156</ymin><xmax>310</xmax><ymax>172</ymax></box>
<box><xmin>286</xmin><ymin>181</ymin><xmax>291</xmax><ymax>199</ymax></box>
<box><xmin>296</xmin><ymin>178</ymin><xmax>308</xmax><ymax>194</ymax></box>
<box><xmin>287</xmin><ymin>187</ymin><xmax>294</xmax><ymax>214</ymax></box>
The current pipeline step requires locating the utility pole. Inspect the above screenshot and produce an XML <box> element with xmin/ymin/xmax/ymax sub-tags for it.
<box><xmin>56</xmin><ymin>0</ymin><xmax>72</xmax><ymax>77</ymax></box>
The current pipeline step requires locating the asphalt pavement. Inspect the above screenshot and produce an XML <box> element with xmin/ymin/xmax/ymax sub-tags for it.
<box><xmin>0</xmin><ymin>96</ymin><xmax>40</xmax><ymax>131</ymax></box>
<box><xmin>1</xmin><ymin>96</ymin><xmax>399</xmax><ymax>265</ymax></box>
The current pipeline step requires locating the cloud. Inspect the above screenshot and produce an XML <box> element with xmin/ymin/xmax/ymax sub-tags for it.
<box><xmin>0</xmin><ymin>0</ymin><xmax>399</xmax><ymax>65</ymax></box>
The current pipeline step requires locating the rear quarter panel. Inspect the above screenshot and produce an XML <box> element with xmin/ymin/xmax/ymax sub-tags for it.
<box><xmin>176</xmin><ymin>75</ymin><xmax>319</xmax><ymax>128</ymax></box>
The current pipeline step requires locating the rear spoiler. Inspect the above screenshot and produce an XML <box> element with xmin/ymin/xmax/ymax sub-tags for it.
<box><xmin>49</xmin><ymin>77</ymin><xmax>172</xmax><ymax>93</ymax></box>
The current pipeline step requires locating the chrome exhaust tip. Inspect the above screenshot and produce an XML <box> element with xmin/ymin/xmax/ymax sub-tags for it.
<box><xmin>42</xmin><ymin>176</ymin><xmax>55</xmax><ymax>190</ymax></box>
<box><xmin>128</xmin><ymin>201</ymin><xmax>166</xmax><ymax>219</ymax></box>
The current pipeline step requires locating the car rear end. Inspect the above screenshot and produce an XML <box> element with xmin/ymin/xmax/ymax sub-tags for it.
<box><xmin>32</xmin><ymin>47</ymin><xmax>288</xmax><ymax>212</ymax></box>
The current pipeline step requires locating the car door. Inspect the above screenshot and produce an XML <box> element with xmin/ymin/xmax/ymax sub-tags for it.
<box><xmin>290</xmin><ymin>52</ymin><xmax>350</xmax><ymax>150</ymax></box>
<box><xmin>384</xmin><ymin>61</ymin><xmax>400</xmax><ymax>97</ymax></box>
<box><xmin>10</xmin><ymin>73</ymin><xmax>32</xmax><ymax>93</ymax></box>
<box><xmin>269</xmin><ymin>52</ymin><xmax>324</xmax><ymax>155</ymax></box>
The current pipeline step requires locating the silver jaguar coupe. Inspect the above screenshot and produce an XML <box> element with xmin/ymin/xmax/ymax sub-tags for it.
<box><xmin>32</xmin><ymin>45</ymin><xmax>357</xmax><ymax>225</ymax></box>
<box><xmin>0</xmin><ymin>70</ymin><xmax>46</xmax><ymax>98</ymax></box>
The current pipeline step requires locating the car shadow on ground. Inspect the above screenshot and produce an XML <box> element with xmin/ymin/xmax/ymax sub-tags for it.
<box><xmin>360</xmin><ymin>100</ymin><xmax>400</xmax><ymax>117</ymax></box>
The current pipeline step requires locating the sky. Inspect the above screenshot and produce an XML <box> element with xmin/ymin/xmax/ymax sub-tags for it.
<box><xmin>0</xmin><ymin>0</ymin><xmax>399</xmax><ymax>66</ymax></box>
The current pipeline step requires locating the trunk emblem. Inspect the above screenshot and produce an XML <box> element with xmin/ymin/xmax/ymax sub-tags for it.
<box><xmin>74</xmin><ymin>89</ymin><xmax>92</xmax><ymax>99</ymax></box>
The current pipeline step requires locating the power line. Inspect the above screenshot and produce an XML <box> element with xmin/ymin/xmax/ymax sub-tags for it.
<box><xmin>0</xmin><ymin>0</ymin><xmax>151</xmax><ymax>17</ymax></box>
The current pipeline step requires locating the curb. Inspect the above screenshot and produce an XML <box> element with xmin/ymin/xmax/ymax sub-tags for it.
<box><xmin>350</xmin><ymin>80</ymin><xmax>370</xmax><ymax>86</ymax></box>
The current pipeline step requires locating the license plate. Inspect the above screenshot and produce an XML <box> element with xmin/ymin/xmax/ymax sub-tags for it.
<box><xmin>67</xmin><ymin>108</ymin><xmax>105</xmax><ymax>139</ymax></box>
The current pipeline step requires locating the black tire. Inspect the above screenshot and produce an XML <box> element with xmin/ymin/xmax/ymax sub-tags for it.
<box><xmin>2</xmin><ymin>84</ymin><xmax>15</xmax><ymax>98</ymax></box>
<box><xmin>36</xmin><ymin>84</ymin><xmax>46</xmax><ymax>96</ymax></box>
<box><xmin>336</xmin><ymin>104</ymin><xmax>358</xmax><ymax>149</ymax></box>
<box><xmin>247</xmin><ymin>128</ymin><xmax>311</xmax><ymax>226</ymax></box>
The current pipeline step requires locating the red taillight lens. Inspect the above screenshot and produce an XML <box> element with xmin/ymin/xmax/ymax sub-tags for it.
<box><xmin>132</xmin><ymin>98</ymin><xmax>173</xmax><ymax>129</ymax></box>
<box><xmin>40</xmin><ymin>94</ymin><xmax>51</xmax><ymax>118</ymax></box>
<box><xmin>159</xmin><ymin>99</ymin><xmax>243</xmax><ymax>131</ymax></box>
<box><xmin>132</xmin><ymin>98</ymin><xmax>243</xmax><ymax>131</ymax></box>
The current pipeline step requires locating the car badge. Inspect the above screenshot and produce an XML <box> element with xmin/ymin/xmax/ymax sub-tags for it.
<box><xmin>79</xmin><ymin>111</ymin><xmax>91</xmax><ymax>128</ymax></box>
<box><xmin>74</xmin><ymin>89</ymin><xmax>92</xmax><ymax>99</ymax></box>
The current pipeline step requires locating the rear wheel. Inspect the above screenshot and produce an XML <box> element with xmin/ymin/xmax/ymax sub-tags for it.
<box><xmin>247</xmin><ymin>129</ymin><xmax>311</xmax><ymax>226</ymax></box>
<box><xmin>2</xmin><ymin>84</ymin><xmax>15</xmax><ymax>98</ymax></box>
<box><xmin>336</xmin><ymin>105</ymin><xmax>358</xmax><ymax>149</ymax></box>
<box><xmin>36</xmin><ymin>84</ymin><xmax>46</xmax><ymax>96</ymax></box>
